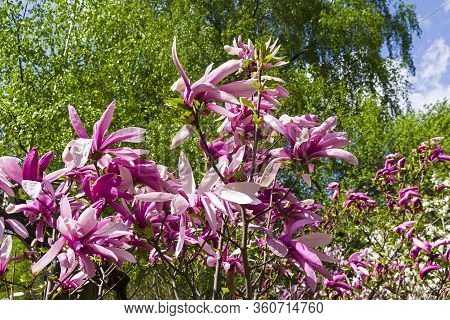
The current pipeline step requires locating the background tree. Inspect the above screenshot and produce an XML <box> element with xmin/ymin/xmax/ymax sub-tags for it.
<box><xmin>0</xmin><ymin>0</ymin><xmax>421</xmax><ymax>175</ymax></box>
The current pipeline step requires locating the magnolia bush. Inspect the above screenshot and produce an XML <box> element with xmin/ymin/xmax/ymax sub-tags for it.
<box><xmin>0</xmin><ymin>37</ymin><xmax>448</xmax><ymax>300</ymax></box>
<box><xmin>320</xmin><ymin>138</ymin><xmax>450</xmax><ymax>299</ymax></box>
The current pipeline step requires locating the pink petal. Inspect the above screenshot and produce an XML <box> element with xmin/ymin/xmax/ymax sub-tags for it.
<box><xmin>88</xmin><ymin>244</ymin><xmax>118</xmax><ymax>262</ymax></box>
<box><xmin>263</xmin><ymin>114</ymin><xmax>286</xmax><ymax>136</ymax></box>
<box><xmin>287</xmin><ymin>219</ymin><xmax>316</xmax><ymax>238</ymax></box>
<box><xmin>175</xmin><ymin>214</ymin><xmax>186</xmax><ymax>258</ymax></box>
<box><xmin>77</xmin><ymin>207</ymin><xmax>98</xmax><ymax>235</ymax></box>
<box><xmin>217</xmin><ymin>188</ymin><xmax>254</xmax><ymax>204</ymax></box>
<box><xmin>92</xmin><ymin>101</ymin><xmax>116</xmax><ymax>150</ymax></box>
<box><xmin>219</xmin><ymin>79</ymin><xmax>258</xmax><ymax>98</ymax></box>
<box><xmin>296</xmin><ymin>233</ymin><xmax>332</xmax><ymax>248</ymax></box>
<box><xmin>204</xmin><ymin>192</ymin><xmax>227</xmax><ymax>214</ymax></box>
<box><xmin>197</xmin><ymin>238</ymin><xmax>216</xmax><ymax>257</ymax></box>
<box><xmin>0</xmin><ymin>175</ymin><xmax>15</xmax><ymax>197</ymax></box>
<box><xmin>100</xmin><ymin>127</ymin><xmax>146</xmax><ymax>150</ymax></box>
<box><xmin>302</xmin><ymin>261</ymin><xmax>317</xmax><ymax>292</ymax></box>
<box><xmin>311</xmin><ymin>249</ymin><xmax>339</xmax><ymax>263</ymax></box>
<box><xmin>78</xmin><ymin>254</ymin><xmax>96</xmax><ymax>278</ymax></box>
<box><xmin>170</xmin><ymin>195</ymin><xmax>190</xmax><ymax>215</ymax></box>
<box><xmin>309</xmin><ymin>149</ymin><xmax>358</xmax><ymax>165</ymax></box>
<box><xmin>259</xmin><ymin>159</ymin><xmax>282</xmax><ymax>187</ymax></box>
<box><xmin>200</xmin><ymin>195</ymin><xmax>218</xmax><ymax>232</ymax></box>
<box><xmin>6</xmin><ymin>203</ymin><xmax>31</xmax><ymax>214</ymax></box>
<box><xmin>420</xmin><ymin>264</ymin><xmax>441</xmax><ymax>279</ymax></box>
<box><xmin>170</xmin><ymin>77</ymin><xmax>187</xmax><ymax>93</ymax></box>
<box><xmin>201</xmin><ymin>90</ymin><xmax>240</xmax><ymax>105</ymax></box>
<box><xmin>44</xmin><ymin>168</ymin><xmax>70</xmax><ymax>183</ymax></box>
<box><xmin>302</xmin><ymin>173</ymin><xmax>312</xmax><ymax>187</ymax></box>
<box><xmin>228</xmin><ymin>145</ymin><xmax>246</xmax><ymax>172</ymax></box>
<box><xmin>197</xmin><ymin>59</ymin><xmax>241</xmax><ymax>85</ymax></box>
<box><xmin>0</xmin><ymin>156</ymin><xmax>23</xmax><ymax>183</ymax></box>
<box><xmin>223</xmin><ymin>45</ymin><xmax>243</xmax><ymax>56</ymax></box>
<box><xmin>59</xmin><ymin>195</ymin><xmax>72</xmax><ymax>219</ymax></box>
<box><xmin>223</xmin><ymin>182</ymin><xmax>259</xmax><ymax>197</ymax></box>
<box><xmin>62</xmin><ymin>138</ymin><xmax>93</xmax><ymax>168</ymax></box>
<box><xmin>312</xmin><ymin>117</ymin><xmax>337</xmax><ymax>137</ymax></box>
<box><xmin>171</xmin><ymin>125</ymin><xmax>194</xmax><ymax>149</ymax></box>
<box><xmin>135</xmin><ymin>192</ymin><xmax>175</xmax><ymax>202</ymax></box>
<box><xmin>0</xmin><ymin>217</ymin><xmax>4</xmax><ymax>240</ymax></box>
<box><xmin>68</xmin><ymin>105</ymin><xmax>89</xmax><ymax>139</ymax></box>
<box><xmin>178</xmin><ymin>152</ymin><xmax>195</xmax><ymax>194</ymax></box>
<box><xmin>206</xmin><ymin>103</ymin><xmax>238</xmax><ymax>117</ymax></box>
<box><xmin>294</xmin><ymin>242</ymin><xmax>322</xmax><ymax>266</ymax></box>
<box><xmin>92</xmin><ymin>223</ymin><xmax>131</xmax><ymax>238</ymax></box>
<box><xmin>21</xmin><ymin>180</ymin><xmax>42</xmax><ymax>199</ymax></box>
<box><xmin>108</xmin><ymin>247</ymin><xmax>137</xmax><ymax>264</ymax></box>
<box><xmin>0</xmin><ymin>235</ymin><xmax>12</xmax><ymax>260</ymax></box>
<box><xmin>171</xmin><ymin>38</ymin><xmax>191</xmax><ymax>92</ymax></box>
<box><xmin>5</xmin><ymin>219</ymin><xmax>29</xmax><ymax>239</ymax></box>
<box><xmin>267</xmin><ymin>238</ymin><xmax>288</xmax><ymax>257</ymax></box>
<box><xmin>22</xmin><ymin>148</ymin><xmax>39</xmax><ymax>181</ymax></box>
<box><xmin>198</xmin><ymin>167</ymin><xmax>220</xmax><ymax>193</ymax></box>
<box><xmin>38</xmin><ymin>150</ymin><xmax>54</xmax><ymax>174</ymax></box>
<box><xmin>31</xmin><ymin>237</ymin><xmax>66</xmax><ymax>275</ymax></box>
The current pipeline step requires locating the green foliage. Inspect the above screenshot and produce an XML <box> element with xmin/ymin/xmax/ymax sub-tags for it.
<box><xmin>0</xmin><ymin>0</ymin><xmax>420</xmax><ymax>173</ymax></box>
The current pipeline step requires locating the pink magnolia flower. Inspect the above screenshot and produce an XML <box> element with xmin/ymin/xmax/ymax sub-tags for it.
<box><xmin>343</xmin><ymin>190</ymin><xmax>377</xmax><ymax>210</ymax></box>
<box><xmin>251</xmin><ymin>217</ymin><xmax>336</xmax><ymax>291</ymax></box>
<box><xmin>205</xmin><ymin>243</ymin><xmax>244</xmax><ymax>274</ymax></box>
<box><xmin>267</xmin><ymin>115</ymin><xmax>358</xmax><ymax>168</ymax></box>
<box><xmin>0</xmin><ymin>148</ymin><xmax>65</xmax><ymax>199</ymax></box>
<box><xmin>347</xmin><ymin>250</ymin><xmax>372</xmax><ymax>278</ymax></box>
<box><xmin>56</xmin><ymin>249</ymin><xmax>88</xmax><ymax>290</ymax></box>
<box><xmin>397</xmin><ymin>186</ymin><xmax>421</xmax><ymax>210</ymax></box>
<box><xmin>66</xmin><ymin>101</ymin><xmax>146</xmax><ymax>163</ymax></box>
<box><xmin>6</xmin><ymin>179</ymin><xmax>70</xmax><ymax>241</ymax></box>
<box><xmin>419</xmin><ymin>263</ymin><xmax>441</xmax><ymax>279</ymax></box>
<box><xmin>409</xmin><ymin>237</ymin><xmax>433</xmax><ymax>259</ymax></box>
<box><xmin>375</xmin><ymin>153</ymin><xmax>403</xmax><ymax>184</ymax></box>
<box><xmin>224</xmin><ymin>36</ymin><xmax>288</xmax><ymax>70</ymax></box>
<box><xmin>31</xmin><ymin>196</ymin><xmax>136</xmax><ymax>276</ymax></box>
<box><xmin>324</xmin><ymin>273</ymin><xmax>353</xmax><ymax>293</ymax></box>
<box><xmin>136</xmin><ymin>152</ymin><xmax>260</xmax><ymax>257</ymax></box>
<box><xmin>171</xmin><ymin>38</ymin><xmax>257</xmax><ymax>109</ymax></box>
<box><xmin>224</xmin><ymin>36</ymin><xmax>256</xmax><ymax>61</ymax></box>
<box><xmin>394</xmin><ymin>221</ymin><xmax>415</xmax><ymax>235</ymax></box>
<box><xmin>327</xmin><ymin>182</ymin><xmax>340</xmax><ymax>201</ymax></box>
<box><xmin>281</xmin><ymin>232</ymin><xmax>335</xmax><ymax>291</ymax></box>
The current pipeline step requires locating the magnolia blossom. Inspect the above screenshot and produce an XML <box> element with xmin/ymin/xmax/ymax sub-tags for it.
<box><xmin>397</xmin><ymin>186</ymin><xmax>421</xmax><ymax>210</ymax></box>
<box><xmin>267</xmin><ymin>115</ymin><xmax>358</xmax><ymax>168</ymax></box>
<box><xmin>135</xmin><ymin>152</ymin><xmax>260</xmax><ymax>257</ymax></box>
<box><xmin>171</xmin><ymin>38</ymin><xmax>257</xmax><ymax>108</ymax></box>
<box><xmin>66</xmin><ymin>102</ymin><xmax>147</xmax><ymax>163</ymax></box>
<box><xmin>32</xmin><ymin>196</ymin><xmax>135</xmax><ymax>276</ymax></box>
<box><xmin>327</xmin><ymin>182</ymin><xmax>340</xmax><ymax>201</ymax></box>
<box><xmin>224</xmin><ymin>36</ymin><xmax>288</xmax><ymax>70</ymax></box>
<box><xmin>344</xmin><ymin>191</ymin><xmax>377</xmax><ymax>210</ymax></box>
<box><xmin>394</xmin><ymin>221</ymin><xmax>416</xmax><ymax>235</ymax></box>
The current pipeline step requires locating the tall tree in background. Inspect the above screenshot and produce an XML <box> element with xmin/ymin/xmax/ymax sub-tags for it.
<box><xmin>0</xmin><ymin>0</ymin><xmax>421</xmax><ymax>174</ymax></box>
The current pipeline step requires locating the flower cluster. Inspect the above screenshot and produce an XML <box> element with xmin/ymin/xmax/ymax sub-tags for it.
<box><xmin>319</xmin><ymin>138</ymin><xmax>450</xmax><ymax>299</ymax></box>
<box><xmin>0</xmin><ymin>37</ymin><xmax>359</xmax><ymax>299</ymax></box>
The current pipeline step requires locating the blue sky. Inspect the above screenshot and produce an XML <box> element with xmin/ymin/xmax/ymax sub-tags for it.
<box><xmin>408</xmin><ymin>0</ymin><xmax>450</xmax><ymax>111</ymax></box>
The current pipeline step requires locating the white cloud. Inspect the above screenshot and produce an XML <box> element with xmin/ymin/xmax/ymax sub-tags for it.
<box><xmin>445</xmin><ymin>0</ymin><xmax>450</xmax><ymax>13</ymax></box>
<box><xmin>420</xmin><ymin>18</ymin><xmax>432</xmax><ymax>30</ymax></box>
<box><xmin>410</xmin><ymin>37</ymin><xmax>450</xmax><ymax>111</ymax></box>
<box><xmin>410</xmin><ymin>85</ymin><xmax>450</xmax><ymax>110</ymax></box>
<box><xmin>416</xmin><ymin>38</ymin><xmax>449</xmax><ymax>87</ymax></box>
